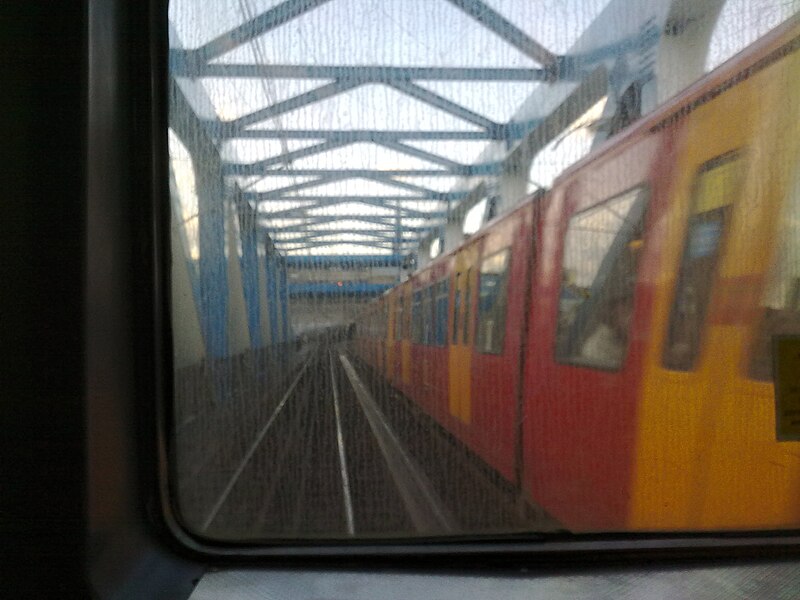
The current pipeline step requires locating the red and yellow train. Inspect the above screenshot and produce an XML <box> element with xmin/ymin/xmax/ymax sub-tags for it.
<box><xmin>355</xmin><ymin>16</ymin><xmax>800</xmax><ymax>532</ymax></box>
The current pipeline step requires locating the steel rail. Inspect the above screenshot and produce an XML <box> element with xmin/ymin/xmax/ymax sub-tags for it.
<box><xmin>338</xmin><ymin>353</ymin><xmax>457</xmax><ymax>535</ymax></box>
<box><xmin>329</xmin><ymin>351</ymin><xmax>356</xmax><ymax>536</ymax></box>
<box><xmin>201</xmin><ymin>356</ymin><xmax>312</xmax><ymax>531</ymax></box>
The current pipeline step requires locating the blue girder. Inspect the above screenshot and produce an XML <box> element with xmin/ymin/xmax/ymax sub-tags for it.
<box><xmin>284</xmin><ymin>254</ymin><xmax>406</xmax><ymax>268</ymax></box>
<box><xmin>288</xmin><ymin>282</ymin><xmax>393</xmax><ymax>297</ymax></box>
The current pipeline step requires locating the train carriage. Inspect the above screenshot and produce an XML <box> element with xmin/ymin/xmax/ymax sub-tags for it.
<box><xmin>528</xmin><ymin>16</ymin><xmax>800</xmax><ymax>531</ymax></box>
<box><xmin>354</xmin><ymin>14</ymin><xmax>800</xmax><ymax>533</ymax></box>
<box><xmin>408</xmin><ymin>256</ymin><xmax>454</xmax><ymax>423</ymax></box>
<box><xmin>453</xmin><ymin>203</ymin><xmax>534</xmax><ymax>483</ymax></box>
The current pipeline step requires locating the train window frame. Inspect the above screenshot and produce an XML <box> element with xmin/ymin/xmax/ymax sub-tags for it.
<box><xmin>475</xmin><ymin>249</ymin><xmax>511</xmax><ymax>355</ymax></box>
<box><xmin>662</xmin><ymin>151</ymin><xmax>744</xmax><ymax>372</ymax></box>
<box><xmin>554</xmin><ymin>185</ymin><xmax>650</xmax><ymax>371</ymax></box>
<box><xmin>139</xmin><ymin>0</ymin><xmax>800</xmax><ymax>578</ymax></box>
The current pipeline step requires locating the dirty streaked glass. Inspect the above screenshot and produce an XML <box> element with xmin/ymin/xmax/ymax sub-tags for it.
<box><xmin>168</xmin><ymin>0</ymin><xmax>800</xmax><ymax>541</ymax></box>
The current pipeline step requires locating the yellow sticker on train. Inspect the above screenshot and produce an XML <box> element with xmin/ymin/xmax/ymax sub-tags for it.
<box><xmin>775</xmin><ymin>336</ymin><xmax>800</xmax><ymax>442</ymax></box>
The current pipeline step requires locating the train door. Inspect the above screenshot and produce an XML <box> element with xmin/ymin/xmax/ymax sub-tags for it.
<box><xmin>630</xmin><ymin>48</ymin><xmax>800</xmax><ymax>530</ymax></box>
<box><xmin>448</xmin><ymin>246</ymin><xmax>478</xmax><ymax>424</ymax></box>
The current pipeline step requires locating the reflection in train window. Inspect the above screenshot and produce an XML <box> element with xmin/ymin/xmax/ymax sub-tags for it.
<box><xmin>395</xmin><ymin>296</ymin><xmax>403</xmax><ymax>341</ymax></box>
<box><xmin>452</xmin><ymin>273</ymin><xmax>461</xmax><ymax>345</ymax></box>
<box><xmin>411</xmin><ymin>291</ymin><xmax>422</xmax><ymax>345</ymax></box>
<box><xmin>555</xmin><ymin>187</ymin><xmax>649</xmax><ymax>370</ymax></box>
<box><xmin>663</xmin><ymin>152</ymin><xmax>743</xmax><ymax>371</ymax></box>
<box><xmin>422</xmin><ymin>286</ymin><xmax>434</xmax><ymax>346</ymax></box>
<box><xmin>476</xmin><ymin>250</ymin><xmax>510</xmax><ymax>355</ymax></box>
<box><xmin>434</xmin><ymin>279</ymin><xmax>449</xmax><ymax>347</ymax></box>
<box><xmin>749</xmin><ymin>164</ymin><xmax>800</xmax><ymax>380</ymax></box>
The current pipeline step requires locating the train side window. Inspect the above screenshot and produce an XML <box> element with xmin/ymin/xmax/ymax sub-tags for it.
<box><xmin>476</xmin><ymin>249</ymin><xmax>511</xmax><ymax>355</ymax></box>
<box><xmin>663</xmin><ymin>152</ymin><xmax>743</xmax><ymax>371</ymax></box>
<box><xmin>411</xmin><ymin>291</ymin><xmax>423</xmax><ymax>344</ymax></box>
<box><xmin>422</xmin><ymin>286</ymin><xmax>433</xmax><ymax>345</ymax></box>
<box><xmin>555</xmin><ymin>186</ymin><xmax>649</xmax><ymax>370</ymax></box>
<box><xmin>395</xmin><ymin>296</ymin><xmax>404</xmax><ymax>341</ymax></box>
<box><xmin>452</xmin><ymin>273</ymin><xmax>461</xmax><ymax>344</ymax></box>
<box><xmin>435</xmin><ymin>279</ymin><xmax>449</xmax><ymax>347</ymax></box>
<box><xmin>463</xmin><ymin>267</ymin><xmax>473</xmax><ymax>345</ymax></box>
<box><xmin>748</xmin><ymin>163</ymin><xmax>800</xmax><ymax>380</ymax></box>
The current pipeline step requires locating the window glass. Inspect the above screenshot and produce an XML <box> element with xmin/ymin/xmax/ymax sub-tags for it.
<box><xmin>411</xmin><ymin>290</ymin><xmax>422</xmax><ymax>344</ymax></box>
<box><xmin>167</xmin><ymin>0</ymin><xmax>800</xmax><ymax>545</ymax></box>
<box><xmin>395</xmin><ymin>296</ymin><xmax>404</xmax><ymax>341</ymax></box>
<box><xmin>452</xmin><ymin>273</ymin><xmax>461</xmax><ymax>344</ymax></box>
<box><xmin>749</xmin><ymin>166</ymin><xmax>800</xmax><ymax>380</ymax></box>
<box><xmin>422</xmin><ymin>286</ymin><xmax>434</xmax><ymax>345</ymax></box>
<box><xmin>435</xmin><ymin>279</ymin><xmax>449</xmax><ymax>346</ymax></box>
<box><xmin>663</xmin><ymin>153</ymin><xmax>743</xmax><ymax>371</ymax></box>
<box><xmin>476</xmin><ymin>250</ymin><xmax>511</xmax><ymax>355</ymax></box>
<box><xmin>555</xmin><ymin>187</ymin><xmax>649</xmax><ymax>370</ymax></box>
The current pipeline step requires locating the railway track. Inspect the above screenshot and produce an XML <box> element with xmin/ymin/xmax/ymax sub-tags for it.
<box><xmin>178</xmin><ymin>342</ymin><xmax>551</xmax><ymax>540</ymax></box>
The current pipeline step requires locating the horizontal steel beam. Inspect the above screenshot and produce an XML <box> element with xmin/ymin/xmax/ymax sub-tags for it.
<box><xmin>278</xmin><ymin>239</ymin><xmax>401</xmax><ymax>250</ymax></box>
<box><xmin>272</xmin><ymin>229</ymin><xmax>420</xmax><ymax>243</ymax></box>
<box><xmin>268</xmin><ymin>222</ymin><xmax>422</xmax><ymax>235</ymax></box>
<box><xmin>221</xmin><ymin>129</ymin><xmax>504</xmax><ymax>141</ymax></box>
<box><xmin>283</xmin><ymin>254</ymin><xmax>406</xmax><ymax>268</ymax></box>
<box><xmin>256</xmin><ymin>199</ymin><xmax>448</xmax><ymax>220</ymax></box>
<box><xmin>288</xmin><ymin>282</ymin><xmax>393</xmax><ymax>297</ymax></box>
<box><xmin>171</xmin><ymin>58</ymin><xmax>549</xmax><ymax>82</ymax></box>
<box><xmin>228</xmin><ymin>137</ymin><xmax>481</xmax><ymax>177</ymax></box>
<box><xmin>247</xmin><ymin>180</ymin><xmax>468</xmax><ymax>203</ymax></box>
<box><xmin>244</xmin><ymin>175</ymin><xmax>468</xmax><ymax>201</ymax></box>
<box><xmin>225</xmin><ymin>166</ymin><xmax>462</xmax><ymax>177</ymax></box>
<box><xmin>255</xmin><ymin>195</ymin><xmax>448</xmax><ymax>203</ymax></box>
<box><xmin>261</xmin><ymin>214</ymin><xmax>431</xmax><ymax>231</ymax></box>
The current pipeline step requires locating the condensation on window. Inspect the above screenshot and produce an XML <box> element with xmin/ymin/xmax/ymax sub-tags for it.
<box><xmin>167</xmin><ymin>0</ymin><xmax>800</xmax><ymax>544</ymax></box>
<box><xmin>706</xmin><ymin>0</ymin><xmax>800</xmax><ymax>72</ymax></box>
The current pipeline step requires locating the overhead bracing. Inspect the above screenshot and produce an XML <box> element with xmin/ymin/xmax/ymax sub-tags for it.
<box><xmin>171</xmin><ymin>0</ymin><xmax>576</xmax><ymax>265</ymax></box>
